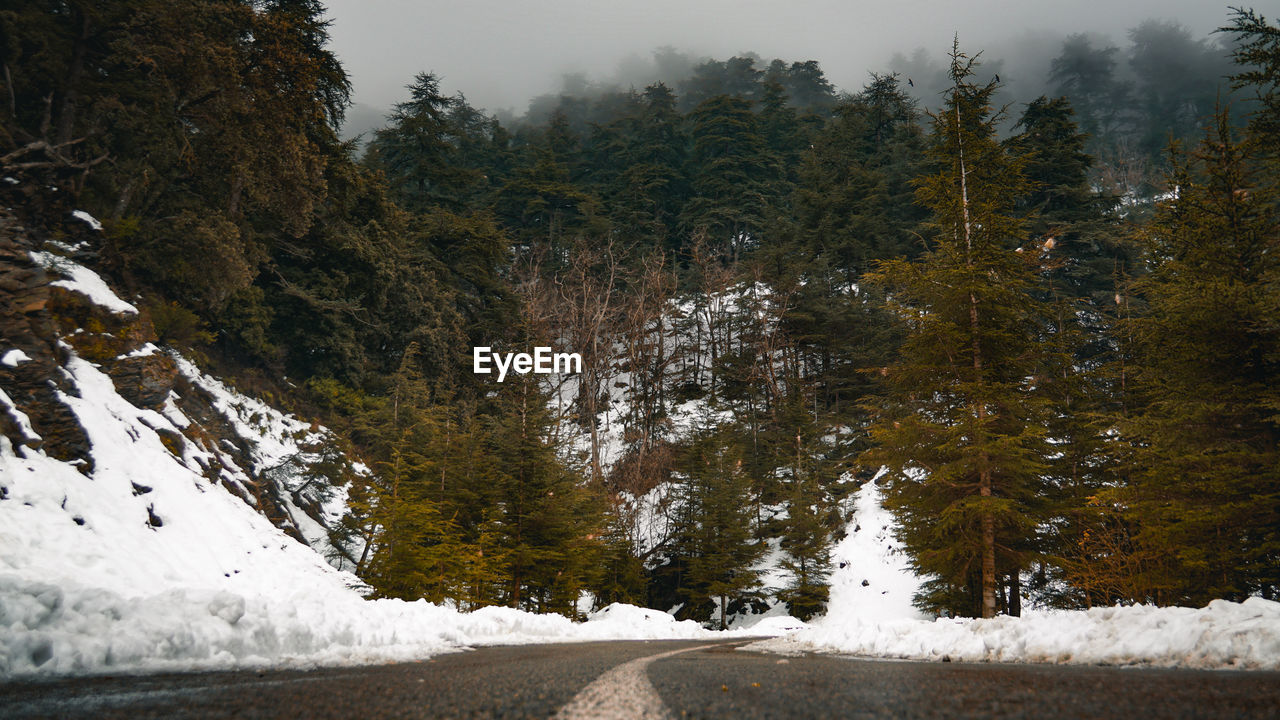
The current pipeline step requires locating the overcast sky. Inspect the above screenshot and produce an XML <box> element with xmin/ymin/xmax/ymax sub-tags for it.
<box><xmin>322</xmin><ymin>0</ymin><xmax>1242</xmax><ymax>114</ymax></box>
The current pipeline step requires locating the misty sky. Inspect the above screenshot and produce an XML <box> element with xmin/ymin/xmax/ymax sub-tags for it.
<box><xmin>323</xmin><ymin>0</ymin><xmax>1242</xmax><ymax>115</ymax></box>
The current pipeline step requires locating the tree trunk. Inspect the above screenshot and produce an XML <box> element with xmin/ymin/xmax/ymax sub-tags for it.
<box><xmin>980</xmin><ymin>471</ymin><xmax>996</xmax><ymax>618</ymax></box>
<box><xmin>1009</xmin><ymin>572</ymin><xmax>1022</xmax><ymax>617</ymax></box>
<box><xmin>54</xmin><ymin>9</ymin><xmax>90</xmax><ymax>148</ymax></box>
<box><xmin>957</xmin><ymin>99</ymin><xmax>998</xmax><ymax>621</ymax></box>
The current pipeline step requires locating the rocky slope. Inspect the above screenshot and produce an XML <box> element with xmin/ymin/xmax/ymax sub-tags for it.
<box><xmin>0</xmin><ymin>177</ymin><xmax>360</xmax><ymax>577</ymax></box>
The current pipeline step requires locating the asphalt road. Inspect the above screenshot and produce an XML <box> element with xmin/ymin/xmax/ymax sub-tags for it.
<box><xmin>3</xmin><ymin>639</ymin><xmax>1278</xmax><ymax>719</ymax></box>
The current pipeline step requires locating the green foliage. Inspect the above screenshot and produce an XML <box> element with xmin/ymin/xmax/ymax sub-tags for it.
<box><xmin>1117</xmin><ymin>111</ymin><xmax>1280</xmax><ymax>604</ymax></box>
<box><xmin>1223</xmin><ymin>8</ymin><xmax>1280</xmax><ymax>154</ymax></box>
<box><xmin>148</xmin><ymin>300</ymin><xmax>214</xmax><ymax>349</ymax></box>
<box><xmin>669</xmin><ymin>419</ymin><xmax>766</xmax><ymax>629</ymax></box>
<box><xmin>681</xmin><ymin>94</ymin><xmax>784</xmax><ymax>255</ymax></box>
<box><xmin>483</xmin><ymin>373</ymin><xmax>607</xmax><ymax>615</ymax></box>
<box><xmin>864</xmin><ymin>42</ymin><xmax>1054</xmax><ymax>618</ymax></box>
<box><xmin>364</xmin><ymin>73</ymin><xmax>493</xmax><ymax>213</ymax></box>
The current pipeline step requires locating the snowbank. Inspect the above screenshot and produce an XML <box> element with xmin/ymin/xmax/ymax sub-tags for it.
<box><xmin>0</xmin><ymin>577</ymin><xmax>725</xmax><ymax>677</ymax></box>
<box><xmin>750</xmin><ymin>597</ymin><xmax>1280</xmax><ymax>670</ymax></box>
<box><xmin>753</xmin><ymin>480</ymin><xmax>1280</xmax><ymax>670</ymax></box>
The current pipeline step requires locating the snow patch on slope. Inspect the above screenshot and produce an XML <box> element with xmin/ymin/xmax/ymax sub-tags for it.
<box><xmin>826</xmin><ymin>476</ymin><xmax>926</xmax><ymax>623</ymax></box>
<box><xmin>29</xmin><ymin>250</ymin><xmax>137</xmax><ymax>315</ymax></box>
<box><xmin>0</xmin><ymin>354</ymin><xmax>360</xmax><ymax>599</ymax></box>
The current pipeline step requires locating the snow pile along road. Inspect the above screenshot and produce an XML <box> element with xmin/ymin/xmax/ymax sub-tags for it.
<box><xmin>0</xmin><ymin>577</ymin><xmax>722</xmax><ymax>677</ymax></box>
<box><xmin>752</xmin><ymin>596</ymin><xmax>1280</xmax><ymax>670</ymax></box>
<box><xmin>752</xmin><ymin>481</ymin><xmax>1280</xmax><ymax>669</ymax></box>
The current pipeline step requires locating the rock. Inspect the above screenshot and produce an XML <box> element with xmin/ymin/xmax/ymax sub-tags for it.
<box><xmin>108</xmin><ymin>351</ymin><xmax>178</xmax><ymax>410</ymax></box>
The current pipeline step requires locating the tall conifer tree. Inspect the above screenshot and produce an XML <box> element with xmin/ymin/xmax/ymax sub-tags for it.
<box><xmin>864</xmin><ymin>41</ymin><xmax>1052</xmax><ymax>618</ymax></box>
<box><xmin>1119</xmin><ymin>111</ymin><xmax>1280</xmax><ymax>604</ymax></box>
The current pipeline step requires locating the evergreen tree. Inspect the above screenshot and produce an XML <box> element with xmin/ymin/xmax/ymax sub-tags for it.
<box><xmin>863</xmin><ymin>42</ymin><xmax>1053</xmax><ymax>618</ymax></box>
<box><xmin>772</xmin><ymin>388</ymin><xmax>837</xmax><ymax>621</ymax></box>
<box><xmin>779</xmin><ymin>60</ymin><xmax>837</xmax><ymax>115</ymax></box>
<box><xmin>365</xmin><ymin>72</ymin><xmax>483</xmax><ymax>213</ymax></box>
<box><xmin>673</xmin><ymin>420</ymin><xmax>765</xmax><ymax>629</ymax></box>
<box><xmin>347</xmin><ymin>344</ymin><xmax>467</xmax><ymax>602</ymax></box>
<box><xmin>1118</xmin><ymin>110</ymin><xmax>1280</xmax><ymax>604</ymax></box>
<box><xmin>681</xmin><ymin>94</ymin><xmax>781</xmax><ymax>257</ymax></box>
<box><xmin>494</xmin><ymin>115</ymin><xmax>604</xmax><ymax>251</ymax></box>
<box><xmin>590</xmin><ymin>83</ymin><xmax>689</xmax><ymax>251</ymax></box>
<box><xmin>1048</xmin><ymin>35</ymin><xmax>1133</xmax><ymax>152</ymax></box>
<box><xmin>1127</xmin><ymin>21</ymin><xmax>1237</xmax><ymax>163</ymax></box>
<box><xmin>679</xmin><ymin>56</ymin><xmax>764</xmax><ymax>110</ymax></box>
<box><xmin>759</xmin><ymin>74</ymin><xmax>923</xmax><ymax>429</ymax></box>
<box><xmin>1006</xmin><ymin>96</ymin><xmax>1137</xmax><ymax>607</ymax></box>
<box><xmin>484</xmin><ymin>372</ymin><xmax>607</xmax><ymax>615</ymax></box>
<box><xmin>1223</xmin><ymin>8</ymin><xmax>1280</xmax><ymax>155</ymax></box>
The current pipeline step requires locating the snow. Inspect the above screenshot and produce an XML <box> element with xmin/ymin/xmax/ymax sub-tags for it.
<box><xmin>70</xmin><ymin>210</ymin><xmax>103</xmax><ymax>231</ymax></box>
<box><xmin>1</xmin><ymin>354</ymin><xmax>357</xmax><ymax>600</ymax></box>
<box><xmin>0</xmin><ymin>331</ymin><xmax>766</xmax><ymax>679</ymax></box>
<box><xmin>0</xmin><ymin>578</ymin><xmax>726</xmax><ymax>677</ymax></box>
<box><xmin>826</xmin><ymin>476</ymin><xmax>926</xmax><ymax>623</ymax></box>
<box><xmin>750</xmin><ymin>478</ymin><xmax>1280</xmax><ymax>670</ymax></box>
<box><xmin>752</xmin><ymin>596</ymin><xmax>1280</xmax><ymax>670</ymax></box>
<box><xmin>29</xmin><ymin>251</ymin><xmax>138</xmax><ymax>315</ymax></box>
<box><xmin>1</xmin><ymin>349</ymin><xmax>31</xmax><ymax>367</ymax></box>
<box><xmin>169</xmin><ymin>355</ymin><xmax>359</xmax><ymax>567</ymax></box>
<box><xmin>0</xmin><ymin>388</ymin><xmax>39</xmax><ymax>443</ymax></box>
<box><xmin>118</xmin><ymin>343</ymin><xmax>158</xmax><ymax>360</ymax></box>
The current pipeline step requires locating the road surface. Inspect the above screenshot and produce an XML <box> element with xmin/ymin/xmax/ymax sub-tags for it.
<box><xmin>3</xmin><ymin>638</ymin><xmax>1278</xmax><ymax>719</ymax></box>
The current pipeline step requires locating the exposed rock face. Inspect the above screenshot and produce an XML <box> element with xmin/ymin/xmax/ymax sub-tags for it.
<box><xmin>0</xmin><ymin>182</ymin><xmax>352</xmax><ymax>562</ymax></box>
<box><xmin>0</xmin><ymin>183</ymin><xmax>181</xmax><ymax>470</ymax></box>
<box><xmin>0</xmin><ymin>209</ymin><xmax>94</xmax><ymax>468</ymax></box>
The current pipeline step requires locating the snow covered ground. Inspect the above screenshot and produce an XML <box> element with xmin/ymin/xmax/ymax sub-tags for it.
<box><xmin>751</xmin><ymin>479</ymin><xmax>1280</xmax><ymax>670</ymax></box>
<box><xmin>825</xmin><ymin>476</ymin><xmax>926</xmax><ymax>623</ymax></box>
<box><xmin>0</xmin><ymin>241</ymin><xmax>759</xmax><ymax>679</ymax></box>
<box><xmin>0</xmin><ymin>576</ymin><xmax>728</xmax><ymax>677</ymax></box>
<box><xmin>751</xmin><ymin>596</ymin><xmax>1280</xmax><ymax>670</ymax></box>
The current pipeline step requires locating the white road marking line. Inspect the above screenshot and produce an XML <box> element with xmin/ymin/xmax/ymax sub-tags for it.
<box><xmin>554</xmin><ymin>643</ymin><xmax>724</xmax><ymax>720</ymax></box>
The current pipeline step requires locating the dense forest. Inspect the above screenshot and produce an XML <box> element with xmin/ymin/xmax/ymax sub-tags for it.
<box><xmin>3</xmin><ymin>1</ymin><xmax>1278</xmax><ymax>624</ymax></box>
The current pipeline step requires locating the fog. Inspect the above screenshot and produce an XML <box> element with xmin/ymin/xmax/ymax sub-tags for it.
<box><xmin>322</xmin><ymin>0</ymin><xmax>1239</xmax><ymax>117</ymax></box>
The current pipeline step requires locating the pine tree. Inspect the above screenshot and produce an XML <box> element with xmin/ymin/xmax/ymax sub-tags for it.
<box><xmin>681</xmin><ymin>94</ymin><xmax>780</xmax><ymax>257</ymax></box>
<box><xmin>1007</xmin><ymin>96</ymin><xmax>1136</xmax><ymax>608</ymax></box>
<box><xmin>365</xmin><ymin>72</ymin><xmax>483</xmax><ymax>213</ymax></box>
<box><xmin>485</xmin><ymin>371</ymin><xmax>607</xmax><ymax>615</ymax></box>
<box><xmin>1118</xmin><ymin>110</ymin><xmax>1280</xmax><ymax>604</ymax></box>
<box><xmin>1223</xmin><ymin>8</ymin><xmax>1280</xmax><ymax>157</ymax></box>
<box><xmin>674</xmin><ymin>419</ymin><xmax>766</xmax><ymax>629</ymax></box>
<box><xmin>1048</xmin><ymin>35</ymin><xmax>1133</xmax><ymax>152</ymax></box>
<box><xmin>773</xmin><ymin>385</ymin><xmax>836</xmax><ymax>620</ymax></box>
<box><xmin>348</xmin><ymin>344</ymin><xmax>467</xmax><ymax>602</ymax></box>
<box><xmin>863</xmin><ymin>41</ymin><xmax>1052</xmax><ymax>618</ymax></box>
